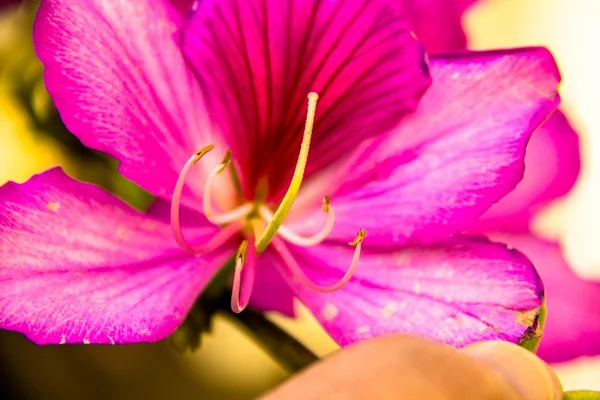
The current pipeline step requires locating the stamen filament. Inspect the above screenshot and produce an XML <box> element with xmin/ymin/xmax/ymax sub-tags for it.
<box><xmin>258</xmin><ymin>196</ymin><xmax>334</xmax><ymax>247</ymax></box>
<box><xmin>231</xmin><ymin>239</ymin><xmax>256</xmax><ymax>313</ymax></box>
<box><xmin>208</xmin><ymin>203</ymin><xmax>253</xmax><ymax>226</ymax></box>
<box><xmin>171</xmin><ymin>145</ymin><xmax>240</xmax><ymax>254</ymax></box>
<box><xmin>255</xmin><ymin>92</ymin><xmax>319</xmax><ymax>252</ymax></box>
<box><xmin>271</xmin><ymin>229</ymin><xmax>366</xmax><ymax>293</ymax></box>
<box><xmin>203</xmin><ymin>150</ymin><xmax>250</xmax><ymax>225</ymax></box>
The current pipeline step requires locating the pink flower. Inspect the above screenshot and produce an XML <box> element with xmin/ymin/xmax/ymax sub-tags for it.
<box><xmin>406</xmin><ymin>0</ymin><xmax>588</xmax><ymax>362</ymax></box>
<box><xmin>0</xmin><ymin>0</ymin><xmax>561</xmax><ymax>347</ymax></box>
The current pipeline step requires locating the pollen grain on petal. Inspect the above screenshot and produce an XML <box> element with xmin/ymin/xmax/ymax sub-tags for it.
<box><xmin>380</xmin><ymin>303</ymin><xmax>397</xmax><ymax>319</ymax></box>
<box><xmin>115</xmin><ymin>225</ymin><xmax>130</xmax><ymax>241</ymax></box>
<box><xmin>321</xmin><ymin>303</ymin><xmax>339</xmax><ymax>322</ymax></box>
<box><xmin>355</xmin><ymin>325</ymin><xmax>372</xmax><ymax>340</ymax></box>
<box><xmin>413</xmin><ymin>281</ymin><xmax>421</xmax><ymax>295</ymax></box>
<box><xmin>46</xmin><ymin>202</ymin><xmax>60</xmax><ymax>212</ymax></box>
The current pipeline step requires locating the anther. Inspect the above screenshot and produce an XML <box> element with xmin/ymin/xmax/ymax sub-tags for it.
<box><xmin>203</xmin><ymin>150</ymin><xmax>252</xmax><ymax>225</ymax></box>
<box><xmin>271</xmin><ymin>229</ymin><xmax>366</xmax><ymax>294</ymax></box>
<box><xmin>171</xmin><ymin>145</ymin><xmax>240</xmax><ymax>254</ymax></box>
<box><xmin>255</xmin><ymin>92</ymin><xmax>320</xmax><ymax>253</ymax></box>
<box><xmin>231</xmin><ymin>239</ymin><xmax>256</xmax><ymax>313</ymax></box>
<box><xmin>258</xmin><ymin>195</ymin><xmax>334</xmax><ymax>247</ymax></box>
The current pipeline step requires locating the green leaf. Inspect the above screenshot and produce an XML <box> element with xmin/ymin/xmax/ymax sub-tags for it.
<box><xmin>564</xmin><ymin>390</ymin><xmax>600</xmax><ymax>400</ymax></box>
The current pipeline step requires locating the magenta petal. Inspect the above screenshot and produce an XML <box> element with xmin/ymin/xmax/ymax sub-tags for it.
<box><xmin>170</xmin><ymin>0</ymin><xmax>194</xmax><ymax>18</ymax></box>
<box><xmin>33</xmin><ymin>0</ymin><xmax>228</xmax><ymax>204</ymax></box>
<box><xmin>181</xmin><ymin>0</ymin><xmax>430</xmax><ymax>199</ymax></box>
<box><xmin>0</xmin><ymin>169</ymin><xmax>233</xmax><ymax>344</ymax></box>
<box><xmin>489</xmin><ymin>233</ymin><xmax>600</xmax><ymax>363</ymax></box>
<box><xmin>291</xmin><ymin>48</ymin><xmax>561</xmax><ymax>247</ymax></box>
<box><xmin>404</xmin><ymin>0</ymin><xmax>471</xmax><ymax>53</ymax></box>
<box><xmin>472</xmin><ymin>111</ymin><xmax>581</xmax><ymax>232</ymax></box>
<box><xmin>249</xmin><ymin>259</ymin><xmax>296</xmax><ymax>317</ymax></box>
<box><xmin>267</xmin><ymin>236</ymin><xmax>543</xmax><ymax>347</ymax></box>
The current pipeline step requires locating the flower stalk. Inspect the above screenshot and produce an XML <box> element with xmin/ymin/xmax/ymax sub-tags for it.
<box><xmin>217</xmin><ymin>293</ymin><xmax>319</xmax><ymax>373</ymax></box>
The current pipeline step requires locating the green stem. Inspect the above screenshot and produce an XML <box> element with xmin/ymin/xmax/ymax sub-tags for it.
<box><xmin>217</xmin><ymin>294</ymin><xmax>319</xmax><ymax>373</ymax></box>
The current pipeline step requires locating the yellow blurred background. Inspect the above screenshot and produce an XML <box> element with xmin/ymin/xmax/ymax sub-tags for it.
<box><xmin>0</xmin><ymin>0</ymin><xmax>599</xmax><ymax>398</ymax></box>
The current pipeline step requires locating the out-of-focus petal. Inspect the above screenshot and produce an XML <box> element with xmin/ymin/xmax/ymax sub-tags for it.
<box><xmin>265</xmin><ymin>236</ymin><xmax>543</xmax><ymax>347</ymax></box>
<box><xmin>472</xmin><ymin>111</ymin><xmax>581</xmax><ymax>232</ymax></box>
<box><xmin>33</xmin><ymin>0</ymin><xmax>230</xmax><ymax>205</ymax></box>
<box><xmin>181</xmin><ymin>0</ymin><xmax>430</xmax><ymax>200</ymax></box>
<box><xmin>169</xmin><ymin>0</ymin><xmax>193</xmax><ymax>18</ymax></box>
<box><xmin>404</xmin><ymin>0</ymin><xmax>470</xmax><ymax>53</ymax></box>
<box><xmin>290</xmin><ymin>48</ymin><xmax>561</xmax><ymax>247</ymax></box>
<box><xmin>489</xmin><ymin>233</ymin><xmax>600</xmax><ymax>363</ymax></box>
<box><xmin>0</xmin><ymin>169</ymin><xmax>233</xmax><ymax>344</ymax></box>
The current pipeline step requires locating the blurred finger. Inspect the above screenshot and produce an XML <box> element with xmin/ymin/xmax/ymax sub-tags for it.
<box><xmin>461</xmin><ymin>340</ymin><xmax>563</xmax><ymax>400</ymax></box>
<box><xmin>261</xmin><ymin>334</ymin><xmax>522</xmax><ymax>400</ymax></box>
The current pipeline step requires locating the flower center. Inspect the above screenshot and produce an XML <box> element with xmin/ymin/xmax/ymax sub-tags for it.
<box><xmin>170</xmin><ymin>93</ymin><xmax>365</xmax><ymax>313</ymax></box>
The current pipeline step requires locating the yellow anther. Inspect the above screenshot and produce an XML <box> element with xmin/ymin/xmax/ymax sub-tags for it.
<box><xmin>192</xmin><ymin>144</ymin><xmax>215</xmax><ymax>164</ymax></box>
<box><xmin>322</xmin><ymin>195</ymin><xmax>331</xmax><ymax>213</ymax></box>
<box><xmin>349</xmin><ymin>228</ymin><xmax>366</xmax><ymax>246</ymax></box>
<box><xmin>236</xmin><ymin>240</ymin><xmax>248</xmax><ymax>268</ymax></box>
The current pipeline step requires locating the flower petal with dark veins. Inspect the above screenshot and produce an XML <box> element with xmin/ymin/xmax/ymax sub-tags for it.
<box><xmin>289</xmin><ymin>48</ymin><xmax>561</xmax><ymax>247</ymax></box>
<box><xmin>181</xmin><ymin>0</ymin><xmax>430</xmax><ymax>199</ymax></box>
<box><xmin>0</xmin><ymin>169</ymin><xmax>233</xmax><ymax>344</ymax></box>
<box><xmin>34</xmin><ymin>0</ymin><xmax>230</xmax><ymax>206</ymax></box>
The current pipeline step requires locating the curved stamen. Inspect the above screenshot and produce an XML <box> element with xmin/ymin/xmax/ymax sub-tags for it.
<box><xmin>255</xmin><ymin>92</ymin><xmax>320</xmax><ymax>253</ymax></box>
<box><xmin>202</xmin><ymin>150</ymin><xmax>251</xmax><ymax>225</ymax></box>
<box><xmin>258</xmin><ymin>196</ymin><xmax>334</xmax><ymax>247</ymax></box>
<box><xmin>231</xmin><ymin>239</ymin><xmax>256</xmax><ymax>313</ymax></box>
<box><xmin>271</xmin><ymin>229</ymin><xmax>366</xmax><ymax>293</ymax></box>
<box><xmin>171</xmin><ymin>145</ymin><xmax>240</xmax><ymax>254</ymax></box>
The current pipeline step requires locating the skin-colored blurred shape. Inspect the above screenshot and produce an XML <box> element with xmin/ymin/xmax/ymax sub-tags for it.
<box><xmin>262</xmin><ymin>336</ymin><xmax>562</xmax><ymax>400</ymax></box>
<box><xmin>0</xmin><ymin>92</ymin><xmax>66</xmax><ymax>185</ymax></box>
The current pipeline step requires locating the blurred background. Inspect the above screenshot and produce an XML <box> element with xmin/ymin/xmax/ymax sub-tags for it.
<box><xmin>0</xmin><ymin>0</ymin><xmax>599</xmax><ymax>398</ymax></box>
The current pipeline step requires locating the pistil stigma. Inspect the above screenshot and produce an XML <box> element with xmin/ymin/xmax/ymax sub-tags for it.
<box><xmin>255</xmin><ymin>92</ymin><xmax>320</xmax><ymax>252</ymax></box>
